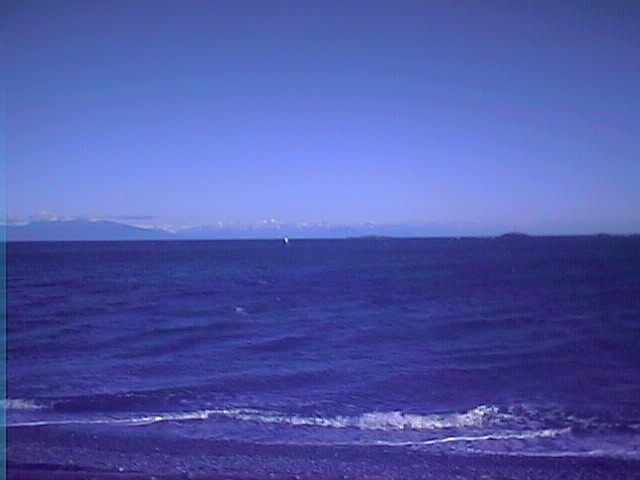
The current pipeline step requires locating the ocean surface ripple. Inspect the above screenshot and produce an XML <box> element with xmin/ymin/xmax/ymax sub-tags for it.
<box><xmin>6</xmin><ymin>237</ymin><xmax>640</xmax><ymax>476</ymax></box>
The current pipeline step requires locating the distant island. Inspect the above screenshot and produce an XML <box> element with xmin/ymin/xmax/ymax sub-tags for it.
<box><xmin>498</xmin><ymin>232</ymin><xmax>532</xmax><ymax>238</ymax></box>
<box><xmin>346</xmin><ymin>235</ymin><xmax>395</xmax><ymax>240</ymax></box>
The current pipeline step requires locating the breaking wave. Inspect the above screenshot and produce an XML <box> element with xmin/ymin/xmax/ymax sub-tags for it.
<box><xmin>7</xmin><ymin>401</ymin><xmax>640</xmax><ymax>459</ymax></box>
<box><xmin>204</xmin><ymin>404</ymin><xmax>501</xmax><ymax>430</ymax></box>
<box><xmin>6</xmin><ymin>404</ymin><xmax>503</xmax><ymax>430</ymax></box>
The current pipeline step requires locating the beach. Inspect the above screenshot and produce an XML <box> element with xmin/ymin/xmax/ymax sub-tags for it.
<box><xmin>9</xmin><ymin>456</ymin><xmax>640</xmax><ymax>480</ymax></box>
<box><xmin>8</xmin><ymin>424</ymin><xmax>640</xmax><ymax>479</ymax></box>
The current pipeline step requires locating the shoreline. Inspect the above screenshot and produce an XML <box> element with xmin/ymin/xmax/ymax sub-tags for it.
<box><xmin>8</xmin><ymin>425</ymin><xmax>640</xmax><ymax>479</ymax></box>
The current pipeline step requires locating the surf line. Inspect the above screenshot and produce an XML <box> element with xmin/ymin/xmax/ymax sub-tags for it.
<box><xmin>374</xmin><ymin>428</ymin><xmax>572</xmax><ymax>447</ymax></box>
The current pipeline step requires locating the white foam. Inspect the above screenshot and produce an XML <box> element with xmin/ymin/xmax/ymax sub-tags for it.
<box><xmin>6</xmin><ymin>405</ymin><xmax>505</xmax><ymax>430</ymax></box>
<box><xmin>375</xmin><ymin>427</ymin><xmax>572</xmax><ymax>447</ymax></box>
<box><xmin>7</xmin><ymin>416</ymin><xmax>159</xmax><ymax>428</ymax></box>
<box><xmin>358</xmin><ymin>405</ymin><xmax>499</xmax><ymax>430</ymax></box>
<box><xmin>1</xmin><ymin>399</ymin><xmax>47</xmax><ymax>410</ymax></box>
<box><xmin>205</xmin><ymin>405</ymin><xmax>500</xmax><ymax>431</ymax></box>
<box><xmin>481</xmin><ymin>448</ymin><xmax>638</xmax><ymax>459</ymax></box>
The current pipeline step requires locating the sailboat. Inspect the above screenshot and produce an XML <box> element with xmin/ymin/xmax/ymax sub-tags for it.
<box><xmin>283</xmin><ymin>237</ymin><xmax>289</xmax><ymax>245</ymax></box>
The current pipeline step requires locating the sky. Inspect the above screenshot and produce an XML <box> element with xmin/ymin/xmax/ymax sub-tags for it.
<box><xmin>6</xmin><ymin>0</ymin><xmax>640</xmax><ymax>235</ymax></box>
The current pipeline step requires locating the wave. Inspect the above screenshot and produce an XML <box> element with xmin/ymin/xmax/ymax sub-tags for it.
<box><xmin>1</xmin><ymin>404</ymin><xmax>541</xmax><ymax>432</ymax></box>
<box><xmin>374</xmin><ymin>427</ymin><xmax>572</xmax><ymax>446</ymax></box>
<box><xmin>204</xmin><ymin>405</ymin><xmax>501</xmax><ymax>430</ymax></box>
<box><xmin>6</xmin><ymin>401</ymin><xmax>640</xmax><ymax>459</ymax></box>
<box><xmin>6</xmin><ymin>405</ymin><xmax>497</xmax><ymax>429</ymax></box>
<box><xmin>6</xmin><ymin>401</ymin><xmax>639</xmax><ymax>436</ymax></box>
<box><xmin>1</xmin><ymin>399</ymin><xmax>47</xmax><ymax>410</ymax></box>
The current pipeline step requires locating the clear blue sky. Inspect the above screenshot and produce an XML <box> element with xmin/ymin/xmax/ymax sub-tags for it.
<box><xmin>6</xmin><ymin>0</ymin><xmax>640</xmax><ymax>234</ymax></box>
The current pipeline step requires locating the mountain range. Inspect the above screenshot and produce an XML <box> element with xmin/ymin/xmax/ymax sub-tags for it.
<box><xmin>4</xmin><ymin>219</ymin><xmax>175</xmax><ymax>242</ymax></box>
<box><xmin>3</xmin><ymin>218</ymin><xmax>489</xmax><ymax>241</ymax></box>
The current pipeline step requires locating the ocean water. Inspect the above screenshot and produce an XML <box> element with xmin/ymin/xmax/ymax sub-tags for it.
<box><xmin>5</xmin><ymin>237</ymin><xmax>640</xmax><ymax>477</ymax></box>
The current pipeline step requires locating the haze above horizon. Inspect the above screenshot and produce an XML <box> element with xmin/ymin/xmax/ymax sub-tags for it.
<box><xmin>6</xmin><ymin>1</ymin><xmax>640</xmax><ymax>236</ymax></box>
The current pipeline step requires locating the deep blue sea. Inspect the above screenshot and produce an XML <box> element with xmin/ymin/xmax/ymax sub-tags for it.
<box><xmin>6</xmin><ymin>237</ymin><xmax>640</xmax><ymax>478</ymax></box>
